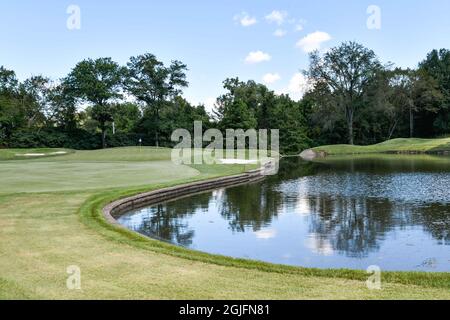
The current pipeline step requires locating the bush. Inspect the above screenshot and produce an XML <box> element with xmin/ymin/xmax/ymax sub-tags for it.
<box><xmin>9</xmin><ymin>130</ymin><xmax>67</xmax><ymax>148</ymax></box>
<box><xmin>6</xmin><ymin>128</ymin><xmax>154</xmax><ymax>150</ymax></box>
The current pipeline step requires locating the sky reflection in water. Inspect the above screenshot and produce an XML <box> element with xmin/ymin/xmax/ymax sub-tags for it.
<box><xmin>117</xmin><ymin>154</ymin><xmax>450</xmax><ymax>272</ymax></box>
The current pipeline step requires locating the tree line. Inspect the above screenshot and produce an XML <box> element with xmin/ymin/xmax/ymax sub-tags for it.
<box><xmin>1</xmin><ymin>42</ymin><xmax>449</xmax><ymax>154</ymax></box>
<box><xmin>305</xmin><ymin>42</ymin><xmax>449</xmax><ymax>146</ymax></box>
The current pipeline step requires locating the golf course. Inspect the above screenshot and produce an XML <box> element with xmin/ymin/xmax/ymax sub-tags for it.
<box><xmin>0</xmin><ymin>145</ymin><xmax>449</xmax><ymax>300</ymax></box>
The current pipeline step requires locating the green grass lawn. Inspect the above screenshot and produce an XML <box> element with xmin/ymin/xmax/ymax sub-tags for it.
<box><xmin>0</xmin><ymin>148</ymin><xmax>74</xmax><ymax>161</ymax></box>
<box><xmin>0</xmin><ymin>147</ymin><xmax>449</xmax><ymax>299</ymax></box>
<box><xmin>311</xmin><ymin>137</ymin><xmax>450</xmax><ymax>156</ymax></box>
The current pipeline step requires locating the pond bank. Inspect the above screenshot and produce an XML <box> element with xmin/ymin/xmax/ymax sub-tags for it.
<box><xmin>301</xmin><ymin>137</ymin><xmax>450</xmax><ymax>159</ymax></box>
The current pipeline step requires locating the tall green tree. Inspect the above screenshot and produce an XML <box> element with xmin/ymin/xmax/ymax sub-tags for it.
<box><xmin>65</xmin><ymin>57</ymin><xmax>124</xmax><ymax>148</ymax></box>
<box><xmin>269</xmin><ymin>94</ymin><xmax>311</xmax><ymax>154</ymax></box>
<box><xmin>162</xmin><ymin>97</ymin><xmax>210</xmax><ymax>132</ymax></box>
<box><xmin>19</xmin><ymin>75</ymin><xmax>52</xmax><ymax>130</ymax></box>
<box><xmin>0</xmin><ymin>67</ymin><xmax>21</xmax><ymax>143</ymax></box>
<box><xmin>382</xmin><ymin>68</ymin><xmax>417</xmax><ymax>139</ymax></box>
<box><xmin>215</xmin><ymin>78</ymin><xmax>274</xmax><ymax>129</ymax></box>
<box><xmin>215</xmin><ymin>77</ymin><xmax>311</xmax><ymax>153</ymax></box>
<box><xmin>220</xmin><ymin>99</ymin><xmax>257</xmax><ymax>130</ymax></box>
<box><xmin>47</xmin><ymin>83</ymin><xmax>78</xmax><ymax>131</ymax></box>
<box><xmin>302</xmin><ymin>82</ymin><xmax>346</xmax><ymax>145</ymax></box>
<box><xmin>380</xmin><ymin>68</ymin><xmax>443</xmax><ymax>139</ymax></box>
<box><xmin>125</xmin><ymin>53</ymin><xmax>188</xmax><ymax>147</ymax></box>
<box><xmin>1</xmin><ymin>70</ymin><xmax>52</xmax><ymax>138</ymax></box>
<box><xmin>418</xmin><ymin>49</ymin><xmax>450</xmax><ymax>135</ymax></box>
<box><xmin>306</xmin><ymin>41</ymin><xmax>383</xmax><ymax>144</ymax></box>
<box><xmin>111</xmin><ymin>102</ymin><xmax>141</xmax><ymax>133</ymax></box>
<box><xmin>0</xmin><ymin>66</ymin><xmax>18</xmax><ymax>93</ymax></box>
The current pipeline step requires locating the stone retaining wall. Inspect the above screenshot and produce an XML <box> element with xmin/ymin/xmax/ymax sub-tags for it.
<box><xmin>103</xmin><ymin>169</ymin><xmax>266</xmax><ymax>225</ymax></box>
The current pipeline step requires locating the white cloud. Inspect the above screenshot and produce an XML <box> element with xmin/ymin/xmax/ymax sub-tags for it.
<box><xmin>305</xmin><ymin>234</ymin><xmax>334</xmax><ymax>256</ymax></box>
<box><xmin>203</xmin><ymin>97</ymin><xmax>217</xmax><ymax>113</ymax></box>
<box><xmin>265</xmin><ymin>10</ymin><xmax>288</xmax><ymax>25</ymax></box>
<box><xmin>273</xmin><ymin>29</ymin><xmax>287</xmax><ymax>37</ymax></box>
<box><xmin>295</xmin><ymin>24</ymin><xmax>304</xmax><ymax>32</ymax></box>
<box><xmin>294</xmin><ymin>19</ymin><xmax>307</xmax><ymax>32</ymax></box>
<box><xmin>254</xmin><ymin>229</ymin><xmax>277</xmax><ymax>239</ymax></box>
<box><xmin>277</xmin><ymin>73</ymin><xmax>311</xmax><ymax>101</ymax></box>
<box><xmin>288</xmin><ymin>73</ymin><xmax>309</xmax><ymax>95</ymax></box>
<box><xmin>296</xmin><ymin>31</ymin><xmax>331</xmax><ymax>53</ymax></box>
<box><xmin>234</xmin><ymin>12</ymin><xmax>257</xmax><ymax>27</ymax></box>
<box><xmin>244</xmin><ymin>51</ymin><xmax>271</xmax><ymax>64</ymax></box>
<box><xmin>186</xmin><ymin>96</ymin><xmax>217</xmax><ymax>114</ymax></box>
<box><xmin>263</xmin><ymin>73</ymin><xmax>281</xmax><ymax>84</ymax></box>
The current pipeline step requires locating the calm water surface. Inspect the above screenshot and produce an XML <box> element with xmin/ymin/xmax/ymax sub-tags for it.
<box><xmin>117</xmin><ymin>154</ymin><xmax>450</xmax><ymax>272</ymax></box>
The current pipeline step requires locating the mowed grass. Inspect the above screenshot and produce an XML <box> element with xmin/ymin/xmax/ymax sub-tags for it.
<box><xmin>0</xmin><ymin>148</ymin><xmax>73</xmax><ymax>160</ymax></box>
<box><xmin>44</xmin><ymin>146</ymin><xmax>173</xmax><ymax>162</ymax></box>
<box><xmin>0</xmin><ymin>147</ymin><xmax>449</xmax><ymax>299</ymax></box>
<box><xmin>0</xmin><ymin>147</ymin><xmax>253</xmax><ymax>194</ymax></box>
<box><xmin>0</xmin><ymin>161</ymin><xmax>200</xmax><ymax>193</ymax></box>
<box><xmin>312</xmin><ymin>137</ymin><xmax>450</xmax><ymax>156</ymax></box>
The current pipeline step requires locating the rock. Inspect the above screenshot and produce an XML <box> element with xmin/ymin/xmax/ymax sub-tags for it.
<box><xmin>299</xmin><ymin>149</ymin><xmax>318</xmax><ymax>160</ymax></box>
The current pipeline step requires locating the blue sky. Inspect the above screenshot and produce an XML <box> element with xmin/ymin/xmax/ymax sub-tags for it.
<box><xmin>1</xmin><ymin>0</ymin><xmax>450</xmax><ymax>111</ymax></box>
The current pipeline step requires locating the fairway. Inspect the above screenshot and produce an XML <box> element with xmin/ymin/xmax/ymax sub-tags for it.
<box><xmin>0</xmin><ymin>147</ymin><xmax>449</xmax><ymax>300</ymax></box>
<box><xmin>0</xmin><ymin>161</ymin><xmax>199</xmax><ymax>193</ymax></box>
<box><xmin>0</xmin><ymin>147</ymin><xmax>203</xmax><ymax>193</ymax></box>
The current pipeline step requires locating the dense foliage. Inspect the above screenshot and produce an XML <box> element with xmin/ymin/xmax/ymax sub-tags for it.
<box><xmin>305</xmin><ymin>43</ymin><xmax>449</xmax><ymax>145</ymax></box>
<box><xmin>1</xmin><ymin>42</ymin><xmax>449</xmax><ymax>154</ymax></box>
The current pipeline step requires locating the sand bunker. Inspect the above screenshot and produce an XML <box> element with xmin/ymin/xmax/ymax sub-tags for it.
<box><xmin>16</xmin><ymin>153</ymin><xmax>46</xmax><ymax>157</ymax></box>
<box><xmin>218</xmin><ymin>159</ymin><xmax>258</xmax><ymax>165</ymax></box>
<box><xmin>15</xmin><ymin>151</ymin><xmax>67</xmax><ymax>157</ymax></box>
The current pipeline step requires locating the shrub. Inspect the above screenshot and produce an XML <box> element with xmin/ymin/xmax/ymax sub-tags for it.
<box><xmin>6</xmin><ymin>128</ymin><xmax>153</xmax><ymax>150</ymax></box>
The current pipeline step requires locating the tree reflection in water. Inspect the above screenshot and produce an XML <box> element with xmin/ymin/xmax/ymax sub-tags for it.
<box><xmin>119</xmin><ymin>155</ymin><xmax>450</xmax><ymax>261</ymax></box>
<box><xmin>130</xmin><ymin>193</ymin><xmax>211</xmax><ymax>247</ymax></box>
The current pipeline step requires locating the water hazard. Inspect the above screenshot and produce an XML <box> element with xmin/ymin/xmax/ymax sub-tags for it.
<box><xmin>117</xmin><ymin>154</ymin><xmax>450</xmax><ymax>271</ymax></box>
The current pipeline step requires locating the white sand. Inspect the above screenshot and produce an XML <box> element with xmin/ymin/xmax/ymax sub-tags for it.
<box><xmin>15</xmin><ymin>151</ymin><xmax>67</xmax><ymax>157</ymax></box>
<box><xmin>16</xmin><ymin>153</ymin><xmax>46</xmax><ymax>157</ymax></box>
<box><xmin>218</xmin><ymin>159</ymin><xmax>258</xmax><ymax>165</ymax></box>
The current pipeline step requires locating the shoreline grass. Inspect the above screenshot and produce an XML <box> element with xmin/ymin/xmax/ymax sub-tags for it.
<box><xmin>80</xmin><ymin>181</ymin><xmax>450</xmax><ymax>290</ymax></box>
<box><xmin>311</xmin><ymin>137</ymin><xmax>450</xmax><ymax>156</ymax></box>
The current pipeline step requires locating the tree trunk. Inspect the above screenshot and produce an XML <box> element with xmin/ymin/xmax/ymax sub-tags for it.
<box><xmin>101</xmin><ymin>123</ymin><xmax>107</xmax><ymax>149</ymax></box>
<box><xmin>348</xmin><ymin>124</ymin><xmax>354</xmax><ymax>145</ymax></box>
<box><xmin>154</xmin><ymin>106</ymin><xmax>160</xmax><ymax>147</ymax></box>
<box><xmin>346</xmin><ymin>107</ymin><xmax>354</xmax><ymax>145</ymax></box>
<box><xmin>409</xmin><ymin>106</ymin><xmax>414</xmax><ymax>138</ymax></box>
<box><xmin>388</xmin><ymin>118</ymin><xmax>399</xmax><ymax>140</ymax></box>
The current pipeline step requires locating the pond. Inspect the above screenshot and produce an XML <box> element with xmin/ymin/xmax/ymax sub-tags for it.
<box><xmin>116</xmin><ymin>154</ymin><xmax>450</xmax><ymax>272</ymax></box>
